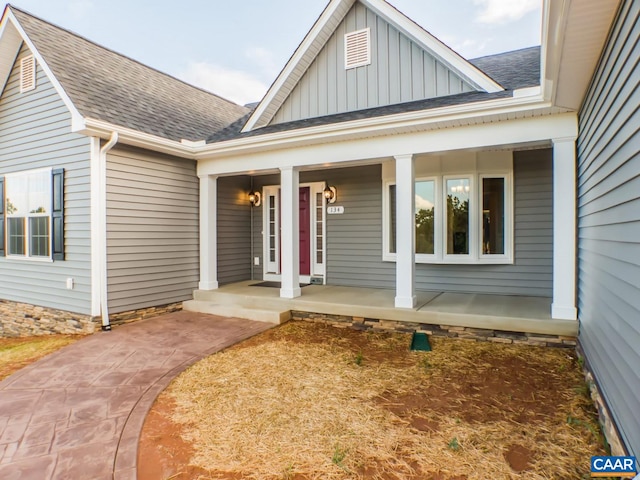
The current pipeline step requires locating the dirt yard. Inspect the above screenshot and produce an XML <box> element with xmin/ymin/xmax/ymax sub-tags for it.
<box><xmin>138</xmin><ymin>321</ymin><xmax>606</xmax><ymax>480</ymax></box>
<box><xmin>0</xmin><ymin>335</ymin><xmax>79</xmax><ymax>381</ymax></box>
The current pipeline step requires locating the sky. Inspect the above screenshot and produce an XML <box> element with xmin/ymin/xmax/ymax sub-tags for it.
<box><xmin>8</xmin><ymin>0</ymin><xmax>542</xmax><ymax>106</ymax></box>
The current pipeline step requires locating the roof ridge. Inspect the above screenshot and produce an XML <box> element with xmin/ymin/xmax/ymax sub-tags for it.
<box><xmin>7</xmin><ymin>4</ymin><xmax>247</xmax><ymax>111</ymax></box>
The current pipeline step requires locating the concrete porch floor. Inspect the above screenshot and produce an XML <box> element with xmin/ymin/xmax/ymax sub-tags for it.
<box><xmin>185</xmin><ymin>281</ymin><xmax>577</xmax><ymax>337</ymax></box>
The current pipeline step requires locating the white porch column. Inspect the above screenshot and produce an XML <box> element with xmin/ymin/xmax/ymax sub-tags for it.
<box><xmin>394</xmin><ymin>154</ymin><xmax>417</xmax><ymax>308</ymax></box>
<box><xmin>552</xmin><ymin>137</ymin><xmax>577</xmax><ymax>320</ymax></box>
<box><xmin>280</xmin><ymin>166</ymin><xmax>301</xmax><ymax>299</ymax></box>
<box><xmin>199</xmin><ymin>174</ymin><xmax>218</xmax><ymax>290</ymax></box>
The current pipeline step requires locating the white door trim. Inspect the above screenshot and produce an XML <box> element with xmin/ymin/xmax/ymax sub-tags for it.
<box><xmin>262</xmin><ymin>181</ymin><xmax>326</xmax><ymax>284</ymax></box>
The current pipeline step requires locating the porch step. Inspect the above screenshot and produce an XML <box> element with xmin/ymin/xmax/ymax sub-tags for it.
<box><xmin>193</xmin><ymin>290</ymin><xmax>292</xmax><ymax>310</ymax></box>
<box><xmin>183</xmin><ymin>300</ymin><xmax>291</xmax><ymax>325</ymax></box>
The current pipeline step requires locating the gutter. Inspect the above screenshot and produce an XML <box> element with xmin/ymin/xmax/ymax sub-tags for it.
<box><xmin>75</xmin><ymin>90</ymin><xmax>550</xmax><ymax>162</ymax></box>
<box><xmin>98</xmin><ymin>132</ymin><xmax>118</xmax><ymax>331</ymax></box>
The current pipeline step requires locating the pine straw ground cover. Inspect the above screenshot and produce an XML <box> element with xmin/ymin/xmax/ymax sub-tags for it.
<box><xmin>140</xmin><ymin>321</ymin><xmax>606</xmax><ymax>480</ymax></box>
<box><xmin>0</xmin><ymin>335</ymin><xmax>79</xmax><ymax>381</ymax></box>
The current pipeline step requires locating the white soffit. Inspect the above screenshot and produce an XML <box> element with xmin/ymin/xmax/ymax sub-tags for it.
<box><xmin>550</xmin><ymin>0</ymin><xmax>621</xmax><ymax>110</ymax></box>
<box><xmin>0</xmin><ymin>15</ymin><xmax>23</xmax><ymax>97</ymax></box>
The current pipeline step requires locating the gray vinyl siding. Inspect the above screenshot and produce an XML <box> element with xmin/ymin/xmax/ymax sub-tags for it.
<box><xmin>248</xmin><ymin>157</ymin><xmax>551</xmax><ymax>295</ymax></box>
<box><xmin>319</xmin><ymin>165</ymin><xmax>396</xmax><ymax>288</ymax></box>
<box><xmin>105</xmin><ymin>147</ymin><xmax>199</xmax><ymax>313</ymax></box>
<box><xmin>271</xmin><ymin>2</ymin><xmax>475</xmax><ymax>125</ymax></box>
<box><xmin>217</xmin><ymin>175</ymin><xmax>251</xmax><ymax>285</ymax></box>
<box><xmin>415</xmin><ymin>149</ymin><xmax>553</xmax><ymax>296</ymax></box>
<box><xmin>248</xmin><ymin>167</ymin><xmax>395</xmax><ymax>286</ymax></box>
<box><xmin>577</xmin><ymin>0</ymin><xmax>639</xmax><ymax>457</ymax></box>
<box><xmin>0</xmin><ymin>44</ymin><xmax>92</xmax><ymax>314</ymax></box>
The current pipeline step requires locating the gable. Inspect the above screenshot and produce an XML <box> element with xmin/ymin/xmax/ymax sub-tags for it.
<box><xmin>271</xmin><ymin>3</ymin><xmax>478</xmax><ymax>125</ymax></box>
<box><xmin>242</xmin><ymin>0</ymin><xmax>504</xmax><ymax>133</ymax></box>
<box><xmin>270</xmin><ymin>2</ymin><xmax>476</xmax><ymax>126</ymax></box>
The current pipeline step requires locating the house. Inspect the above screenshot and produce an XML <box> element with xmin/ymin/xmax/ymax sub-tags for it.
<box><xmin>0</xmin><ymin>0</ymin><xmax>636</xmax><ymax>458</ymax></box>
<box><xmin>575</xmin><ymin>0</ymin><xmax>639</xmax><ymax>459</ymax></box>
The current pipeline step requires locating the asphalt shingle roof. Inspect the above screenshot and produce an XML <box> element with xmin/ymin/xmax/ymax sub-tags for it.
<box><xmin>207</xmin><ymin>46</ymin><xmax>541</xmax><ymax>144</ymax></box>
<box><xmin>10</xmin><ymin>6</ymin><xmax>249</xmax><ymax>142</ymax></box>
<box><xmin>470</xmin><ymin>46</ymin><xmax>541</xmax><ymax>91</ymax></box>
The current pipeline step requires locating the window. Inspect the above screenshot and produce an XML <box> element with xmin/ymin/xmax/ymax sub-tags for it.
<box><xmin>389</xmin><ymin>179</ymin><xmax>437</xmax><ymax>256</ymax></box>
<box><xmin>344</xmin><ymin>28</ymin><xmax>371</xmax><ymax>69</ymax></box>
<box><xmin>0</xmin><ymin>168</ymin><xmax>64</xmax><ymax>260</ymax></box>
<box><xmin>384</xmin><ymin>172</ymin><xmax>512</xmax><ymax>264</ymax></box>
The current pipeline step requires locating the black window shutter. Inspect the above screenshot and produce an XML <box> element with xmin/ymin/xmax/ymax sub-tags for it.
<box><xmin>52</xmin><ymin>169</ymin><xmax>64</xmax><ymax>260</ymax></box>
<box><xmin>0</xmin><ymin>176</ymin><xmax>4</xmax><ymax>257</ymax></box>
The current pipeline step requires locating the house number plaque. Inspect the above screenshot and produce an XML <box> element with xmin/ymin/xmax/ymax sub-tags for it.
<box><xmin>327</xmin><ymin>206</ymin><xmax>344</xmax><ymax>214</ymax></box>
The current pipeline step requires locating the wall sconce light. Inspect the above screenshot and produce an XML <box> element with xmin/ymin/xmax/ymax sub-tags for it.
<box><xmin>323</xmin><ymin>184</ymin><xmax>337</xmax><ymax>204</ymax></box>
<box><xmin>249</xmin><ymin>191</ymin><xmax>261</xmax><ymax>207</ymax></box>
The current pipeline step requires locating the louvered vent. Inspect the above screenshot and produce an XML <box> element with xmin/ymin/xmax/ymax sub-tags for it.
<box><xmin>344</xmin><ymin>28</ymin><xmax>371</xmax><ymax>69</ymax></box>
<box><xmin>20</xmin><ymin>55</ymin><xmax>36</xmax><ymax>93</ymax></box>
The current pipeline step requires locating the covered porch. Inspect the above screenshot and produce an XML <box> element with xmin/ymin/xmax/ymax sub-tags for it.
<box><xmin>184</xmin><ymin>281</ymin><xmax>577</xmax><ymax>337</ymax></box>
<box><xmin>195</xmin><ymin>112</ymin><xmax>580</xmax><ymax>332</ymax></box>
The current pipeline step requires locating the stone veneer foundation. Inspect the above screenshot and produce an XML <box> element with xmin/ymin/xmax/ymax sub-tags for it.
<box><xmin>577</xmin><ymin>344</ymin><xmax>628</xmax><ymax>457</ymax></box>
<box><xmin>291</xmin><ymin>311</ymin><xmax>577</xmax><ymax>348</ymax></box>
<box><xmin>0</xmin><ymin>300</ymin><xmax>183</xmax><ymax>337</ymax></box>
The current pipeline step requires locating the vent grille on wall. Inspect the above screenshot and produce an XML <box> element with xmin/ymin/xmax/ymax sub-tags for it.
<box><xmin>20</xmin><ymin>55</ymin><xmax>36</xmax><ymax>93</ymax></box>
<box><xmin>344</xmin><ymin>28</ymin><xmax>371</xmax><ymax>69</ymax></box>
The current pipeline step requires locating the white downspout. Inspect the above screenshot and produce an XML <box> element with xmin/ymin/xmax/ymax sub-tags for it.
<box><xmin>99</xmin><ymin>132</ymin><xmax>118</xmax><ymax>330</ymax></box>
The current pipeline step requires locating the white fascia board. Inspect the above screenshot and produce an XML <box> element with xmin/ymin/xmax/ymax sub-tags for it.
<box><xmin>541</xmin><ymin>0</ymin><xmax>570</xmax><ymax>104</ymax></box>
<box><xmin>362</xmin><ymin>0</ymin><xmax>503</xmax><ymax>93</ymax></box>
<box><xmin>196</xmin><ymin>93</ymin><xmax>550</xmax><ymax>160</ymax></box>
<box><xmin>0</xmin><ymin>15</ymin><xmax>22</xmax><ymax>97</ymax></box>
<box><xmin>6</xmin><ymin>10</ymin><xmax>85</xmax><ymax>129</ymax></box>
<box><xmin>242</xmin><ymin>0</ymin><xmax>355</xmax><ymax>132</ymax></box>
<box><xmin>198</xmin><ymin>112</ymin><xmax>578</xmax><ymax>177</ymax></box>
<box><xmin>77</xmin><ymin>118</ymin><xmax>197</xmax><ymax>159</ymax></box>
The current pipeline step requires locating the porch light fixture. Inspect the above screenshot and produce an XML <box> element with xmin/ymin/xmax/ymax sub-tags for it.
<box><xmin>248</xmin><ymin>191</ymin><xmax>261</xmax><ymax>207</ymax></box>
<box><xmin>323</xmin><ymin>185</ymin><xmax>337</xmax><ymax>204</ymax></box>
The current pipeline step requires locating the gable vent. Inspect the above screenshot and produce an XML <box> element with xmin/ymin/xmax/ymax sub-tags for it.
<box><xmin>344</xmin><ymin>28</ymin><xmax>371</xmax><ymax>69</ymax></box>
<box><xmin>20</xmin><ymin>55</ymin><xmax>36</xmax><ymax>93</ymax></box>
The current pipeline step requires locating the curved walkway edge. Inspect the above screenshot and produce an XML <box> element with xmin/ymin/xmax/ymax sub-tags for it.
<box><xmin>0</xmin><ymin>311</ymin><xmax>273</xmax><ymax>480</ymax></box>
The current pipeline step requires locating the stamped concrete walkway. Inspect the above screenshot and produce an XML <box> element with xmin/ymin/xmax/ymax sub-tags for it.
<box><xmin>0</xmin><ymin>311</ymin><xmax>272</xmax><ymax>480</ymax></box>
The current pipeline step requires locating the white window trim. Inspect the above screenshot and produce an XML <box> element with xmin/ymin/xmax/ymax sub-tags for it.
<box><xmin>477</xmin><ymin>173</ymin><xmax>514</xmax><ymax>263</ymax></box>
<box><xmin>442</xmin><ymin>174</ymin><xmax>474</xmax><ymax>263</ymax></box>
<box><xmin>383</xmin><ymin>172</ymin><xmax>514</xmax><ymax>264</ymax></box>
<box><xmin>262</xmin><ymin>182</ymin><xmax>327</xmax><ymax>282</ymax></box>
<box><xmin>4</xmin><ymin>167</ymin><xmax>53</xmax><ymax>262</ymax></box>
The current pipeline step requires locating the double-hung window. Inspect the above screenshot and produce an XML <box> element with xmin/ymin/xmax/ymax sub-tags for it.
<box><xmin>383</xmin><ymin>152</ymin><xmax>513</xmax><ymax>264</ymax></box>
<box><xmin>0</xmin><ymin>168</ymin><xmax>64</xmax><ymax>260</ymax></box>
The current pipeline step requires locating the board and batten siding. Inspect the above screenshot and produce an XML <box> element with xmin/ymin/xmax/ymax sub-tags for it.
<box><xmin>0</xmin><ymin>44</ymin><xmax>92</xmax><ymax>314</ymax></box>
<box><xmin>271</xmin><ymin>2</ymin><xmax>474</xmax><ymax>125</ymax></box>
<box><xmin>217</xmin><ymin>175</ymin><xmax>251</xmax><ymax>285</ymax></box>
<box><xmin>248</xmin><ymin>157</ymin><xmax>551</xmax><ymax>296</ymax></box>
<box><xmin>105</xmin><ymin>147</ymin><xmax>199</xmax><ymax>313</ymax></box>
<box><xmin>577</xmin><ymin>0</ymin><xmax>639</xmax><ymax>457</ymax></box>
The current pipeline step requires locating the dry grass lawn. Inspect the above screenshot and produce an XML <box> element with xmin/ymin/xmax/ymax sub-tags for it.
<box><xmin>145</xmin><ymin>321</ymin><xmax>606</xmax><ymax>480</ymax></box>
<box><xmin>0</xmin><ymin>335</ymin><xmax>80</xmax><ymax>381</ymax></box>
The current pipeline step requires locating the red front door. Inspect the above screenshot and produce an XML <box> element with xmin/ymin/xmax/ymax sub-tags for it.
<box><xmin>299</xmin><ymin>187</ymin><xmax>311</xmax><ymax>275</ymax></box>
